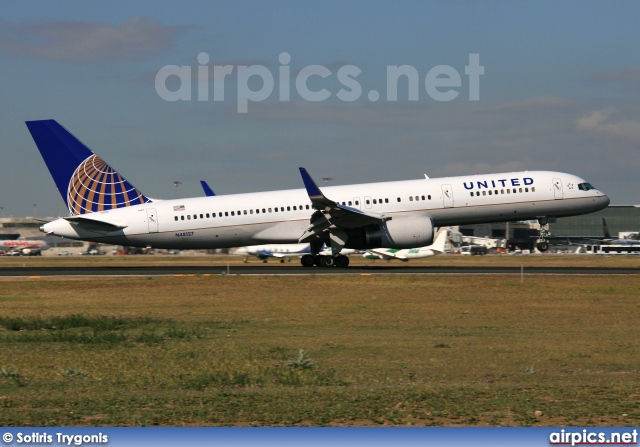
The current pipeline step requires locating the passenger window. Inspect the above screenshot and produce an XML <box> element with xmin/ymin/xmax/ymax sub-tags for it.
<box><xmin>306</xmin><ymin>205</ymin><xmax>310</xmax><ymax>209</ymax></box>
<box><xmin>206</xmin><ymin>213</ymin><xmax>210</xmax><ymax>218</ymax></box>
<box><xmin>287</xmin><ymin>206</ymin><xmax>291</xmax><ymax>211</ymax></box>
<box><xmin>415</xmin><ymin>196</ymin><xmax>419</xmax><ymax>201</ymax></box>
<box><xmin>187</xmin><ymin>215</ymin><xmax>191</xmax><ymax>220</ymax></box>
<box><xmin>482</xmin><ymin>191</ymin><xmax>486</xmax><ymax>196</ymax></box>
<box><xmin>501</xmin><ymin>190</ymin><xmax>504</xmax><ymax>194</ymax></box>
<box><xmin>488</xmin><ymin>191</ymin><xmax>492</xmax><ymax>195</ymax></box>
<box><xmin>397</xmin><ymin>198</ymin><xmax>401</xmax><ymax>202</ymax></box>
<box><xmin>366</xmin><ymin>199</ymin><xmax>370</xmax><ymax>204</ymax></box>
<box><xmin>525</xmin><ymin>187</ymin><xmax>529</xmax><ymax>192</ymax></box>
<box><xmin>225</xmin><ymin>212</ymin><xmax>229</xmax><ymax>216</ymax></box>
<box><xmin>200</xmin><ymin>214</ymin><xmax>203</xmax><ymax>219</ymax></box>
<box><xmin>355</xmin><ymin>201</ymin><xmax>359</xmax><ymax>205</ymax></box>
<box><xmin>532</xmin><ymin>187</ymin><xmax>536</xmax><ymax>192</ymax></box>
<box><xmin>181</xmin><ymin>216</ymin><xmax>185</xmax><ymax>220</ymax></box>
<box><xmin>409</xmin><ymin>197</ymin><xmax>413</xmax><ymax>201</ymax></box>
<box><xmin>193</xmin><ymin>214</ymin><xmax>198</xmax><ymax>219</ymax></box>
<box><xmin>470</xmin><ymin>192</ymin><xmax>474</xmax><ymax>197</ymax></box>
<box><xmin>421</xmin><ymin>195</ymin><xmax>425</xmax><ymax>200</ymax></box>
<box><xmin>293</xmin><ymin>206</ymin><xmax>297</xmax><ymax>210</ymax></box>
<box><xmin>268</xmin><ymin>208</ymin><xmax>272</xmax><ymax>213</ymax></box>
<box><xmin>231</xmin><ymin>211</ymin><xmax>235</xmax><ymax>216</ymax></box>
<box><xmin>250</xmin><ymin>210</ymin><xmax>253</xmax><ymax>214</ymax></box>
<box><xmin>519</xmin><ymin>188</ymin><xmax>523</xmax><ymax>193</ymax></box>
<box><xmin>274</xmin><ymin>208</ymin><xmax>278</xmax><ymax>212</ymax></box>
<box><xmin>373</xmin><ymin>199</ymin><xmax>377</xmax><ymax>204</ymax></box>
<box><xmin>494</xmin><ymin>190</ymin><xmax>498</xmax><ymax>195</ymax></box>
<box><xmin>212</xmin><ymin>213</ymin><xmax>216</xmax><ymax>218</ymax></box>
<box><xmin>174</xmin><ymin>216</ymin><xmax>178</xmax><ymax>221</ymax></box>
<box><xmin>385</xmin><ymin>198</ymin><xmax>389</xmax><ymax>203</ymax></box>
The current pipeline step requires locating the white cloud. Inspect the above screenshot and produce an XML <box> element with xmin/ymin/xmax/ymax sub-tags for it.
<box><xmin>0</xmin><ymin>17</ymin><xmax>185</xmax><ymax>62</ymax></box>
<box><xmin>576</xmin><ymin>108</ymin><xmax>640</xmax><ymax>143</ymax></box>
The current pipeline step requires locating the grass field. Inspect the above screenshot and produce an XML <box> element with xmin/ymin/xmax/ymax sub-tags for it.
<box><xmin>2</xmin><ymin>252</ymin><xmax>640</xmax><ymax>268</ymax></box>
<box><xmin>0</xmin><ymin>264</ymin><xmax>639</xmax><ymax>426</ymax></box>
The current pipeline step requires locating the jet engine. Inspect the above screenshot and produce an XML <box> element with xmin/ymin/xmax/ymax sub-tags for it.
<box><xmin>343</xmin><ymin>216</ymin><xmax>434</xmax><ymax>249</ymax></box>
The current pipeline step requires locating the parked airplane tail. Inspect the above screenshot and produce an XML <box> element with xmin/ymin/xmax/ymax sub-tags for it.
<box><xmin>602</xmin><ymin>218</ymin><xmax>611</xmax><ymax>239</ymax></box>
<box><xmin>431</xmin><ymin>229</ymin><xmax>448</xmax><ymax>253</ymax></box>
<box><xmin>26</xmin><ymin>120</ymin><xmax>150</xmax><ymax>216</ymax></box>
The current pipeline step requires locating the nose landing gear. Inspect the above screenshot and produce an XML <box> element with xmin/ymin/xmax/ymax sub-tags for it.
<box><xmin>536</xmin><ymin>217</ymin><xmax>552</xmax><ymax>252</ymax></box>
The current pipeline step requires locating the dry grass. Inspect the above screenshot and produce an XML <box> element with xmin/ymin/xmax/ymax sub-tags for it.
<box><xmin>0</xmin><ymin>273</ymin><xmax>638</xmax><ymax>426</ymax></box>
<box><xmin>1</xmin><ymin>252</ymin><xmax>640</xmax><ymax>268</ymax></box>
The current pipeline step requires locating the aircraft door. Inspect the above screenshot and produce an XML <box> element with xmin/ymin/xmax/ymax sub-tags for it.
<box><xmin>146</xmin><ymin>208</ymin><xmax>159</xmax><ymax>233</ymax></box>
<box><xmin>441</xmin><ymin>184</ymin><xmax>454</xmax><ymax>208</ymax></box>
<box><xmin>552</xmin><ymin>178</ymin><xmax>563</xmax><ymax>199</ymax></box>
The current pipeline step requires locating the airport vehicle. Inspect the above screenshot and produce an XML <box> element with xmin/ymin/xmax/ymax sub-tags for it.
<box><xmin>460</xmin><ymin>245</ymin><xmax>488</xmax><ymax>256</ymax></box>
<box><xmin>26</xmin><ymin>120</ymin><xmax>609</xmax><ymax>268</ymax></box>
<box><xmin>363</xmin><ymin>229</ymin><xmax>448</xmax><ymax>261</ymax></box>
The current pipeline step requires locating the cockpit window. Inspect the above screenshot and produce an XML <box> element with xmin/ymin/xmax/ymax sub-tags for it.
<box><xmin>578</xmin><ymin>182</ymin><xmax>595</xmax><ymax>191</ymax></box>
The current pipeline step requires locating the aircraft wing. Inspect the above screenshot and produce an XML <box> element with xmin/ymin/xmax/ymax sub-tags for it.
<box><xmin>298</xmin><ymin>168</ymin><xmax>391</xmax><ymax>248</ymax></box>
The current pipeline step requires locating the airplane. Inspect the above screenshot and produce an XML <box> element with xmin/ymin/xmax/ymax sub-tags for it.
<box><xmin>233</xmin><ymin>243</ymin><xmax>311</xmax><ymax>262</ymax></box>
<box><xmin>26</xmin><ymin>119</ymin><xmax>610</xmax><ymax>268</ymax></box>
<box><xmin>601</xmin><ymin>218</ymin><xmax>639</xmax><ymax>245</ymax></box>
<box><xmin>0</xmin><ymin>239</ymin><xmax>49</xmax><ymax>252</ymax></box>
<box><xmin>363</xmin><ymin>228</ymin><xmax>448</xmax><ymax>261</ymax></box>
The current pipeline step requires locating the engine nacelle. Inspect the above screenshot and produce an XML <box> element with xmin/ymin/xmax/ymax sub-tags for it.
<box><xmin>344</xmin><ymin>216</ymin><xmax>434</xmax><ymax>249</ymax></box>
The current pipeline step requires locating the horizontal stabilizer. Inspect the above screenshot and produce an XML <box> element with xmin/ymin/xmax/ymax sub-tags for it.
<box><xmin>64</xmin><ymin>215</ymin><xmax>127</xmax><ymax>233</ymax></box>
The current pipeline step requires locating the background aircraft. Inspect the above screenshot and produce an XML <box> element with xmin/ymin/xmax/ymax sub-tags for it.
<box><xmin>363</xmin><ymin>228</ymin><xmax>448</xmax><ymax>261</ymax></box>
<box><xmin>233</xmin><ymin>243</ymin><xmax>311</xmax><ymax>262</ymax></box>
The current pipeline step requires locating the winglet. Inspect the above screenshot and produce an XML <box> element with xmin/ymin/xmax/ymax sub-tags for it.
<box><xmin>299</xmin><ymin>167</ymin><xmax>324</xmax><ymax>201</ymax></box>
<box><xmin>200</xmin><ymin>180</ymin><xmax>216</xmax><ymax>197</ymax></box>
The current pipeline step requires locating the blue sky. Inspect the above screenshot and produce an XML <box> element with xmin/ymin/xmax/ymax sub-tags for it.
<box><xmin>1</xmin><ymin>1</ymin><xmax>639</xmax><ymax>217</ymax></box>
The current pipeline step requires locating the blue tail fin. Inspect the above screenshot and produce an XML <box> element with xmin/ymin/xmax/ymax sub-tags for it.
<box><xmin>26</xmin><ymin>120</ymin><xmax>150</xmax><ymax>216</ymax></box>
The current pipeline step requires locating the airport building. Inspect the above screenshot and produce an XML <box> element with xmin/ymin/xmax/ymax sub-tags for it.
<box><xmin>549</xmin><ymin>205</ymin><xmax>640</xmax><ymax>237</ymax></box>
<box><xmin>460</xmin><ymin>205</ymin><xmax>639</xmax><ymax>249</ymax></box>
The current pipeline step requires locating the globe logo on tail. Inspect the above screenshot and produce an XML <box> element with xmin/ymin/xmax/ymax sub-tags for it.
<box><xmin>67</xmin><ymin>155</ymin><xmax>149</xmax><ymax>215</ymax></box>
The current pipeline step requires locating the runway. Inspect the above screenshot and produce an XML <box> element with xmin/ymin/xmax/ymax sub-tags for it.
<box><xmin>0</xmin><ymin>265</ymin><xmax>638</xmax><ymax>277</ymax></box>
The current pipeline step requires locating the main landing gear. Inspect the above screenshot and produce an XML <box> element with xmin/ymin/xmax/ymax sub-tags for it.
<box><xmin>300</xmin><ymin>254</ymin><xmax>350</xmax><ymax>268</ymax></box>
<box><xmin>536</xmin><ymin>217</ymin><xmax>551</xmax><ymax>252</ymax></box>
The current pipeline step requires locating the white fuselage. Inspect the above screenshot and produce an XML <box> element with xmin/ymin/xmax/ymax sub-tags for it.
<box><xmin>41</xmin><ymin>171</ymin><xmax>609</xmax><ymax>249</ymax></box>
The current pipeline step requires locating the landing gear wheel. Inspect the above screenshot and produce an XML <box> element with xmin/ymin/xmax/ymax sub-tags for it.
<box><xmin>319</xmin><ymin>256</ymin><xmax>335</xmax><ymax>268</ymax></box>
<box><xmin>536</xmin><ymin>241</ymin><xmax>549</xmax><ymax>252</ymax></box>
<box><xmin>335</xmin><ymin>254</ymin><xmax>350</xmax><ymax>268</ymax></box>
<box><xmin>300</xmin><ymin>254</ymin><xmax>315</xmax><ymax>267</ymax></box>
